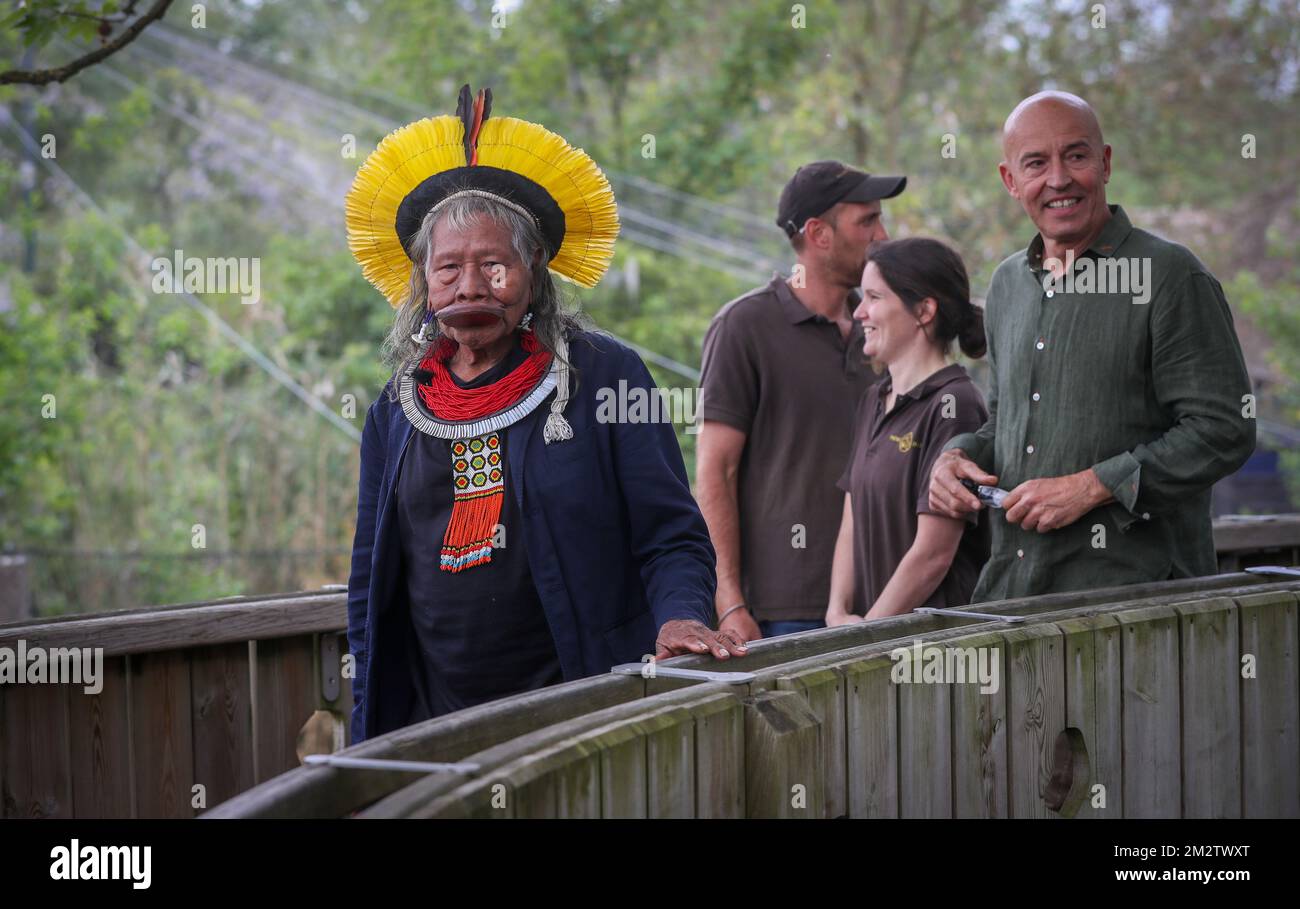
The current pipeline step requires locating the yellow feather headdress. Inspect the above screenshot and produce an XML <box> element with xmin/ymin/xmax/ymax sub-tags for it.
<box><xmin>345</xmin><ymin>85</ymin><xmax>619</xmax><ymax>308</ymax></box>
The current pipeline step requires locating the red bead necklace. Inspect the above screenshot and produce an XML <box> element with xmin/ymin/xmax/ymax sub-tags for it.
<box><xmin>415</xmin><ymin>333</ymin><xmax>552</xmax><ymax>420</ymax></box>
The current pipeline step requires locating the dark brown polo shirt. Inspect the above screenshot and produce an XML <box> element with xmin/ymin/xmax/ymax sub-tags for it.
<box><xmin>837</xmin><ymin>364</ymin><xmax>990</xmax><ymax>615</ymax></box>
<box><xmin>700</xmin><ymin>273</ymin><xmax>880</xmax><ymax>622</ymax></box>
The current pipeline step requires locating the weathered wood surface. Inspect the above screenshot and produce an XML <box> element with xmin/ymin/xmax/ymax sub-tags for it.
<box><xmin>2</xmin><ymin>635</ymin><xmax>334</xmax><ymax>818</ymax></box>
<box><xmin>1005</xmin><ymin>624</ymin><xmax>1065</xmax><ymax>819</ymax></box>
<box><xmin>1057</xmin><ymin>613</ymin><xmax>1122</xmax><ymax>819</ymax></box>
<box><xmin>897</xmin><ymin>647</ymin><xmax>952</xmax><ymax>818</ymax></box>
<box><xmin>1237</xmin><ymin>590</ymin><xmax>1300</xmax><ymax>818</ymax></box>
<box><xmin>843</xmin><ymin>655</ymin><xmax>898</xmax><ymax>818</ymax></box>
<box><xmin>210</xmin><ymin>674</ymin><xmax>642</xmax><ymax>818</ymax></box>
<box><xmin>4</xmin><ymin>567</ymin><xmax>1299</xmax><ymax>819</ymax></box>
<box><xmin>1</xmin><ymin>682</ymin><xmax>71</xmax><ymax>818</ymax></box>
<box><xmin>130</xmin><ymin>649</ymin><xmax>196</xmax><ymax>818</ymax></box>
<box><xmin>1213</xmin><ymin>514</ymin><xmax>1300</xmax><ymax>554</ymax></box>
<box><xmin>692</xmin><ymin>693</ymin><xmax>745</xmax><ymax>818</ymax></box>
<box><xmin>743</xmin><ymin>690</ymin><xmax>822</xmax><ymax>818</ymax></box>
<box><xmin>67</xmin><ymin>656</ymin><xmax>132</xmax><ymax>818</ymax></box>
<box><xmin>252</xmin><ymin>635</ymin><xmax>318</xmax><ymax>785</ymax></box>
<box><xmin>1119</xmin><ymin>605</ymin><xmax>1183</xmax><ymax>818</ymax></box>
<box><xmin>190</xmin><ymin>643</ymin><xmax>254</xmax><ymax>811</ymax></box>
<box><xmin>0</xmin><ymin>592</ymin><xmax>346</xmax><ymax>658</ymax></box>
<box><xmin>948</xmin><ymin>631</ymin><xmax>1008</xmax><ymax>818</ymax></box>
<box><xmin>776</xmin><ymin>666</ymin><xmax>846</xmax><ymax>818</ymax></box>
<box><xmin>362</xmin><ymin>690</ymin><xmax>743</xmax><ymax>819</ymax></box>
<box><xmin>205</xmin><ymin>577</ymin><xmax>1290</xmax><ymax>818</ymax></box>
<box><xmin>1176</xmin><ymin>598</ymin><xmax>1241</xmax><ymax>818</ymax></box>
<box><xmin>334</xmin><ymin>580</ymin><xmax>1300</xmax><ymax>819</ymax></box>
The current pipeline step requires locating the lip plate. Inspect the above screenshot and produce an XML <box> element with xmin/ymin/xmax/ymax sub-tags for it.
<box><xmin>434</xmin><ymin>302</ymin><xmax>510</xmax><ymax>329</ymax></box>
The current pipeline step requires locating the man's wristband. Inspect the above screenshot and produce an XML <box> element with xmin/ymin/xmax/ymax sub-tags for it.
<box><xmin>717</xmin><ymin>603</ymin><xmax>749</xmax><ymax>625</ymax></box>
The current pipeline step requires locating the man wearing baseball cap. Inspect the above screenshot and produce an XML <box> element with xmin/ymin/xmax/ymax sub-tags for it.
<box><xmin>697</xmin><ymin>161</ymin><xmax>906</xmax><ymax>641</ymax></box>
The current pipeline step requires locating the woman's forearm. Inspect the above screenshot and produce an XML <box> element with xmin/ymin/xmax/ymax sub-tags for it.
<box><xmin>826</xmin><ymin>494</ymin><xmax>856</xmax><ymax>619</ymax></box>
<box><xmin>865</xmin><ymin>516</ymin><xmax>965</xmax><ymax>620</ymax></box>
<box><xmin>865</xmin><ymin>548</ymin><xmax>949</xmax><ymax>619</ymax></box>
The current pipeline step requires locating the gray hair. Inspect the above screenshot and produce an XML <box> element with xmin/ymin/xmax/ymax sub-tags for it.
<box><xmin>380</xmin><ymin>192</ymin><xmax>589</xmax><ymax>403</ymax></box>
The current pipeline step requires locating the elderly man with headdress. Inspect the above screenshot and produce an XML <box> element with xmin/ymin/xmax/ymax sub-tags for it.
<box><xmin>344</xmin><ymin>86</ymin><xmax>744</xmax><ymax>743</ymax></box>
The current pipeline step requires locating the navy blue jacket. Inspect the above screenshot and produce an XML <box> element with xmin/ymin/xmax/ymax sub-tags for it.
<box><xmin>346</xmin><ymin>331</ymin><xmax>716</xmax><ymax>742</ymax></box>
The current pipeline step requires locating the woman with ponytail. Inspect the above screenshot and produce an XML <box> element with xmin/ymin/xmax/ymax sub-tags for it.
<box><xmin>826</xmin><ymin>238</ymin><xmax>991</xmax><ymax>624</ymax></box>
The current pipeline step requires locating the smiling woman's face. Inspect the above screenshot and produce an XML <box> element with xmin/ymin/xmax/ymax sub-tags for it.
<box><xmin>426</xmin><ymin>215</ymin><xmax>532</xmax><ymax>350</ymax></box>
<box><xmin>855</xmin><ymin>260</ymin><xmax>917</xmax><ymax>366</ymax></box>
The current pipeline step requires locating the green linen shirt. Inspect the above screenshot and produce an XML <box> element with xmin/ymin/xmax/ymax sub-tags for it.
<box><xmin>944</xmin><ymin>204</ymin><xmax>1255</xmax><ymax>602</ymax></box>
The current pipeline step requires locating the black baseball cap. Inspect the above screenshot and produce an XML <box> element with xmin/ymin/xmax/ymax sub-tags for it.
<box><xmin>776</xmin><ymin>161</ymin><xmax>906</xmax><ymax>237</ymax></box>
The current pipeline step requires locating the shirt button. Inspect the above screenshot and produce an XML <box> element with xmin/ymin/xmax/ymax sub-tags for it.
<box><xmin>1026</xmin><ymin>444</ymin><xmax>1035</xmax><ymax>454</ymax></box>
<box><xmin>1142</xmin><ymin>512</ymin><xmax>1150</xmax><ymax>521</ymax></box>
<box><xmin>1031</xmin><ymin>392</ymin><xmax>1041</xmax><ymax>402</ymax></box>
<box><xmin>1035</xmin><ymin>338</ymin><xmax>1046</xmax><ymax>350</ymax></box>
<box><xmin>1017</xmin><ymin>549</ymin><xmax>1025</xmax><ymax>558</ymax></box>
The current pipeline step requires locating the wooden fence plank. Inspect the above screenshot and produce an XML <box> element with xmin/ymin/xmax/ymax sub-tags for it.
<box><xmin>595</xmin><ymin>721</ymin><xmax>648</xmax><ymax>818</ymax></box>
<box><xmin>515</xmin><ymin>742</ymin><xmax>601</xmax><ymax>819</ymax></box>
<box><xmin>947</xmin><ymin>632</ymin><xmax>1008</xmax><ymax>818</ymax></box>
<box><xmin>744</xmin><ymin>690</ymin><xmax>822</xmax><ymax>818</ymax></box>
<box><xmin>1005</xmin><ymin>623</ymin><xmax>1065</xmax><ymax>818</ymax></box>
<box><xmin>692</xmin><ymin>693</ymin><xmax>745</xmax><ymax>818</ymax></box>
<box><xmin>190</xmin><ymin>641</ymin><xmax>254</xmax><ymax>812</ymax></box>
<box><xmin>1237</xmin><ymin>591</ymin><xmax>1300</xmax><ymax>818</ymax></box>
<box><xmin>1</xmin><ymin>683</ymin><xmax>72</xmax><ymax>817</ymax></box>
<box><xmin>130</xmin><ymin>649</ymin><xmax>194</xmax><ymax>818</ymax></box>
<box><xmin>644</xmin><ymin>706</ymin><xmax>695</xmax><ymax>818</ymax></box>
<box><xmin>897</xmin><ymin>642</ymin><xmax>952</xmax><ymax>818</ymax></box>
<box><xmin>1057</xmin><ymin>613</ymin><xmax>1122</xmax><ymax>819</ymax></box>
<box><xmin>67</xmin><ymin>656</ymin><xmax>132</xmax><ymax>818</ymax></box>
<box><xmin>1176</xmin><ymin>598</ymin><xmax>1241</xmax><ymax>818</ymax></box>
<box><xmin>253</xmin><ymin>635</ymin><xmax>317</xmax><ymax>784</ymax></box>
<box><xmin>1118</xmin><ymin>605</ymin><xmax>1181</xmax><ymax>818</ymax></box>
<box><xmin>842</xmin><ymin>654</ymin><xmax>897</xmax><ymax>818</ymax></box>
<box><xmin>776</xmin><ymin>666</ymin><xmax>847</xmax><ymax>818</ymax></box>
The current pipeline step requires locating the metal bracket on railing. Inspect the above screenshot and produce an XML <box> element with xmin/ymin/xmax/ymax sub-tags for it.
<box><xmin>303</xmin><ymin>754</ymin><xmax>480</xmax><ymax>774</ymax></box>
<box><xmin>1244</xmin><ymin>565</ymin><xmax>1300</xmax><ymax>578</ymax></box>
<box><xmin>610</xmin><ymin>663</ymin><xmax>757</xmax><ymax>684</ymax></box>
<box><xmin>319</xmin><ymin>634</ymin><xmax>341</xmax><ymax>703</ymax></box>
<box><xmin>914</xmin><ymin>607</ymin><xmax>1027</xmax><ymax>624</ymax></box>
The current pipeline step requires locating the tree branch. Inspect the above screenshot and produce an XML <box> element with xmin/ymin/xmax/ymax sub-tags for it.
<box><xmin>0</xmin><ymin>0</ymin><xmax>174</xmax><ymax>86</ymax></box>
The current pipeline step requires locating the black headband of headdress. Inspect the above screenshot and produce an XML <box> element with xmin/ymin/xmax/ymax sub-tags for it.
<box><xmin>394</xmin><ymin>84</ymin><xmax>567</xmax><ymax>261</ymax></box>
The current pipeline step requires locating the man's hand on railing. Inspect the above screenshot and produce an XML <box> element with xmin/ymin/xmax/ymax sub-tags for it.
<box><xmin>656</xmin><ymin>618</ymin><xmax>749</xmax><ymax>660</ymax></box>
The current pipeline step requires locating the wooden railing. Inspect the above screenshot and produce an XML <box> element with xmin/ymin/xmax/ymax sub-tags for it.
<box><xmin>0</xmin><ymin>591</ymin><xmax>350</xmax><ymax>818</ymax></box>
<box><xmin>2</xmin><ymin>515</ymin><xmax>1297</xmax><ymax>818</ymax></box>
<box><xmin>1211</xmin><ymin>514</ymin><xmax>1300</xmax><ymax>571</ymax></box>
<box><xmin>203</xmin><ymin>573</ymin><xmax>1299</xmax><ymax>818</ymax></box>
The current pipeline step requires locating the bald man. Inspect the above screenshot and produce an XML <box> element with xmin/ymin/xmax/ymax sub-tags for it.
<box><xmin>927</xmin><ymin>91</ymin><xmax>1255</xmax><ymax>601</ymax></box>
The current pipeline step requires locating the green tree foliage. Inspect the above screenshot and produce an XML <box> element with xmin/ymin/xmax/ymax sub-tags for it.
<box><xmin>1</xmin><ymin>0</ymin><xmax>1296</xmax><ymax>613</ymax></box>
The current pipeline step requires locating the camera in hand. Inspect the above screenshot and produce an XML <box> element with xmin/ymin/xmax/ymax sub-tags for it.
<box><xmin>960</xmin><ymin>478</ymin><xmax>1008</xmax><ymax>509</ymax></box>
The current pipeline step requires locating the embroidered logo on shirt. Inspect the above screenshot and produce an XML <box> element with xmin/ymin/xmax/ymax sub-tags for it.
<box><xmin>890</xmin><ymin>432</ymin><xmax>917</xmax><ymax>453</ymax></box>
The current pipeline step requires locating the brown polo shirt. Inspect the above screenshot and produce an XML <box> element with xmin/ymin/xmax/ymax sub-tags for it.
<box><xmin>837</xmin><ymin>364</ymin><xmax>990</xmax><ymax>614</ymax></box>
<box><xmin>700</xmin><ymin>273</ymin><xmax>880</xmax><ymax>622</ymax></box>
